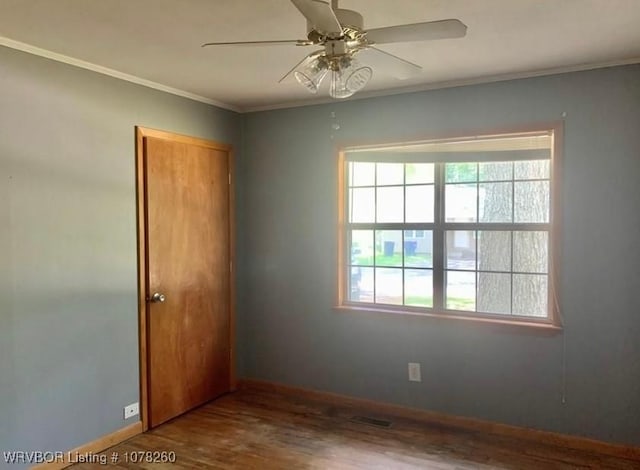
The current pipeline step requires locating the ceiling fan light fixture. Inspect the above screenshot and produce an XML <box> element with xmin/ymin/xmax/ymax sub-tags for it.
<box><xmin>294</xmin><ymin>57</ymin><xmax>328</xmax><ymax>94</ymax></box>
<box><xmin>344</xmin><ymin>59</ymin><xmax>372</xmax><ymax>93</ymax></box>
<box><xmin>329</xmin><ymin>67</ymin><xmax>354</xmax><ymax>99</ymax></box>
<box><xmin>328</xmin><ymin>57</ymin><xmax>372</xmax><ymax>99</ymax></box>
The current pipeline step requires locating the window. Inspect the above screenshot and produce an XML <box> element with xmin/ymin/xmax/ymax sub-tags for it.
<box><xmin>339</xmin><ymin>128</ymin><xmax>560</xmax><ymax>326</ymax></box>
<box><xmin>405</xmin><ymin>230</ymin><xmax>426</xmax><ymax>238</ymax></box>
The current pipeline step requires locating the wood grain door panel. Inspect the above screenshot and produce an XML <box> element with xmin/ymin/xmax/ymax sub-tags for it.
<box><xmin>144</xmin><ymin>135</ymin><xmax>231</xmax><ymax>428</ymax></box>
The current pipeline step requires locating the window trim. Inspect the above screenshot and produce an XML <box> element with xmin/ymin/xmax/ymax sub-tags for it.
<box><xmin>336</xmin><ymin>123</ymin><xmax>563</xmax><ymax>330</ymax></box>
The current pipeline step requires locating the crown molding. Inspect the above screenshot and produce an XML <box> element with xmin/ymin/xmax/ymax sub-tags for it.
<box><xmin>2</xmin><ymin>35</ymin><xmax>638</xmax><ymax>115</ymax></box>
<box><xmin>0</xmin><ymin>36</ymin><xmax>242</xmax><ymax>113</ymax></box>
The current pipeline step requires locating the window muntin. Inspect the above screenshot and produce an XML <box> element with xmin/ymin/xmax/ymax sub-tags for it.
<box><xmin>342</xmin><ymin>131</ymin><xmax>557</xmax><ymax>324</ymax></box>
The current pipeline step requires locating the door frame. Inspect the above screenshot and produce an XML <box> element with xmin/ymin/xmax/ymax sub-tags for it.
<box><xmin>135</xmin><ymin>126</ymin><xmax>236</xmax><ymax>431</ymax></box>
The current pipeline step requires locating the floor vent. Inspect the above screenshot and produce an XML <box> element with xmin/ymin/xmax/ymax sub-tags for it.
<box><xmin>350</xmin><ymin>415</ymin><xmax>393</xmax><ymax>428</ymax></box>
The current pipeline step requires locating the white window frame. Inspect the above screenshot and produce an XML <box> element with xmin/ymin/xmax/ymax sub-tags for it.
<box><xmin>337</xmin><ymin>125</ymin><xmax>562</xmax><ymax>329</ymax></box>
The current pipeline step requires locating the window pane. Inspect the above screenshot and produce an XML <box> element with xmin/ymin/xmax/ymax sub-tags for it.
<box><xmin>479</xmin><ymin>182</ymin><xmax>512</xmax><ymax>223</ymax></box>
<box><xmin>405</xmin><ymin>269</ymin><xmax>433</xmax><ymax>307</ymax></box>
<box><xmin>375</xmin><ymin>268</ymin><xmax>403</xmax><ymax>305</ymax></box>
<box><xmin>350</xmin><ymin>187</ymin><xmax>375</xmax><ymax>223</ymax></box>
<box><xmin>479</xmin><ymin>161</ymin><xmax>513</xmax><ymax>181</ymax></box>
<box><xmin>477</xmin><ymin>273</ymin><xmax>511</xmax><ymax>314</ymax></box>
<box><xmin>445</xmin><ymin>184</ymin><xmax>477</xmax><ymax>222</ymax></box>
<box><xmin>404</xmin><ymin>230</ymin><xmax>432</xmax><ymax>268</ymax></box>
<box><xmin>350</xmin><ymin>266</ymin><xmax>373</xmax><ymax>303</ymax></box>
<box><xmin>514</xmin><ymin>181</ymin><xmax>549</xmax><ymax>223</ymax></box>
<box><xmin>445</xmin><ymin>271</ymin><xmax>476</xmax><ymax>311</ymax></box>
<box><xmin>375</xmin><ymin>230</ymin><xmax>402</xmax><ymax>266</ymax></box>
<box><xmin>351</xmin><ymin>230</ymin><xmax>373</xmax><ymax>266</ymax></box>
<box><xmin>405</xmin><ymin>185</ymin><xmax>434</xmax><ymax>222</ymax></box>
<box><xmin>513</xmin><ymin>274</ymin><xmax>548</xmax><ymax>317</ymax></box>
<box><xmin>376</xmin><ymin>186</ymin><xmax>404</xmax><ymax>222</ymax></box>
<box><xmin>446</xmin><ymin>231</ymin><xmax>476</xmax><ymax>270</ymax></box>
<box><xmin>350</xmin><ymin>162</ymin><xmax>375</xmax><ymax>187</ymax></box>
<box><xmin>513</xmin><ymin>231</ymin><xmax>548</xmax><ymax>273</ymax></box>
<box><xmin>478</xmin><ymin>231</ymin><xmax>511</xmax><ymax>272</ymax></box>
<box><xmin>446</xmin><ymin>162</ymin><xmax>477</xmax><ymax>183</ymax></box>
<box><xmin>515</xmin><ymin>160</ymin><xmax>550</xmax><ymax>180</ymax></box>
<box><xmin>377</xmin><ymin>163</ymin><xmax>404</xmax><ymax>186</ymax></box>
<box><xmin>406</xmin><ymin>163</ymin><xmax>434</xmax><ymax>184</ymax></box>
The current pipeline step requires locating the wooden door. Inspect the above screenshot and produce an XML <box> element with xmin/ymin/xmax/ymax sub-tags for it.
<box><xmin>136</xmin><ymin>127</ymin><xmax>234</xmax><ymax>429</ymax></box>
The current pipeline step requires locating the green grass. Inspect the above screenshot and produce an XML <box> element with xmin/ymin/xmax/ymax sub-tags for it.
<box><xmin>371</xmin><ymin>295</ymin><xmax>475</xmax><ymax>311</ymax></box>
<box><xmin>445</xmin><ymin>298</ymin><xmax>475</xmax><ymax>311</ymax></box>
<box><xmin>354</xmin><ymin>253</ymin><xmax>432</xmax><ymax>267</ymax></box>
<box><xmin>404</xmin><ymin>296</ymin><xmax>433</xmax><ymax>307</ymax></box>
<box><xmin>405</xmin><ymin>297</ymin><xmax>474</xmax><ymax>310</ymax></box>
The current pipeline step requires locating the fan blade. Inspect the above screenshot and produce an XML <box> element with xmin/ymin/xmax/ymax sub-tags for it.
<box><xmin>278</xmin><ymin>50</ymin><xmax>324</xmax><ymax>83</ymax></box>
<box><xmin>290</xmin><ymin>0</ymin><xmax>342</xmax><ymax>35</ymax></box>
<box><xmin>357</xmin><ymin>47</ymin><xmax>422</xmax><ymax>80</ymax></box>
<box><xmin>366</xmin><ymin>19</ymin><xmax>467</xmax><ymax>44</ymax></box>
<box><xmin>202</xmin><ymin>39</ymin><xmax>311</xmax><ymax>47</ymax></box>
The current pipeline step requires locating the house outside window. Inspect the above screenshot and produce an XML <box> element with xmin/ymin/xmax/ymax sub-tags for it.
<box><xmin>338</xmin><ymin>127</ymin><xmax>561</xmax><ymax>327</ymax></box>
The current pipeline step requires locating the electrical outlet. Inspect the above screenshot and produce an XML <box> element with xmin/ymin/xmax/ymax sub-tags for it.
<box><xmin>408</xmin><ymin>362</ymin><xmax>421</xmax><ymax>382</ymax></box>
<box><xmin>123</xmin><ymin>402</ymin><xmax>139</xmax><ymax>420</ymax></box>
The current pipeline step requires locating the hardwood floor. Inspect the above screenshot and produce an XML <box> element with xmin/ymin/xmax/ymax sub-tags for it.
<box><xmin>73</xmin><ymin>388</ymin><xmax>637</xmax><ymax>469</ymax></box>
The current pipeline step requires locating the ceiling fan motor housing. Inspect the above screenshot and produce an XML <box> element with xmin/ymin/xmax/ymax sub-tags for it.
<box><xmin>307</xmin><ymin>8</ymin><xmax>364</xmax><ymax>40</ymax></box>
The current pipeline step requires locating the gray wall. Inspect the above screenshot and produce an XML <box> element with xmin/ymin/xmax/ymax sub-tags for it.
<box><xmin>0</xmin><ymin>46</ymin><xmax>241</xmax><ymax>465</ymax></box>
<box><xmin>239</xmin><ymin>65</ymin><xmax>640</xmax><ymax>446</ymax></box>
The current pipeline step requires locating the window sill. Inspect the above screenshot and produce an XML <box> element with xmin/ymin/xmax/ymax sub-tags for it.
<box><xmin>334</xmin><ymin>304</ymin><xmax>563</xmax><ymax>335</ymax></box>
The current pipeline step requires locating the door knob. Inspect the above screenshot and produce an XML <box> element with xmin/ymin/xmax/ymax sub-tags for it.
<box><xmin>150</xmin><ymin>292</ymin><xmax>166</xmax><ymax>303</ymax></box>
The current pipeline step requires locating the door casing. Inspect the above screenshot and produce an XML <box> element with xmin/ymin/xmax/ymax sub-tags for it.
<box><xmin>135</xmin><ymin>126</ymin><xmax>236</xmax><ymax>431</ymax></box>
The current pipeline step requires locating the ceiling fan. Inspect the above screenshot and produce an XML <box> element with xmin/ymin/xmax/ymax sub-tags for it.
<box><xmin>202</xmin><ymin>0</ymin><xmax>467</xmax><ymax>99</ymax></box>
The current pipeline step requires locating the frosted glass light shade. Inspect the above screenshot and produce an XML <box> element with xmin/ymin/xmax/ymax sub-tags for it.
<box><xmin>294</xmin><ymin>58</ymin><xmax>328</xmax><ymax>94</ymax></box>
<box><xmin>329</xmin><ymin>68</ymin><xmax>354</xmax><ymax>99</ymax></box>
<box><xmin>329</xmin><ymin>58</ymin><xmax>372</xmax><ymax>99</ymax></box>
<box><xmin>345</xmin><ymin>63</ymin><xmax>372</xmax><ymax>93</ymax></box>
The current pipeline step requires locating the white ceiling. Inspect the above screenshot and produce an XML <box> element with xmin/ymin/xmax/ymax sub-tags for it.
<box><xmin>1</xmin><ymin>0</ymin><xmax>639</xmax><ymax>112</ymax></box>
